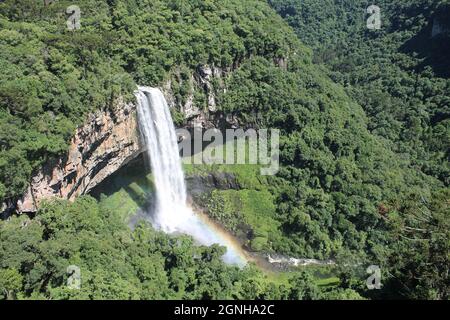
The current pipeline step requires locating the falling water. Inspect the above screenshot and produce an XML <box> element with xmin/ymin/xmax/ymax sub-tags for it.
<box><xmin>135</xmin><ymin>86</ymin><xmax>246</xmax><ymax>266</ymax></box>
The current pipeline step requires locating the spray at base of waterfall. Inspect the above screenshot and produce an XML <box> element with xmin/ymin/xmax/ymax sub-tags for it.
<box><xmin>135</xmin><ymin>86</ymin><xmax>248</xmax><ymax>266</ymax></box>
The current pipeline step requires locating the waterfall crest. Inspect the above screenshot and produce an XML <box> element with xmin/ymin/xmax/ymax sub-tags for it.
<box><xmin>135</xmin><ymin>87</ymin><xmax>246</xmax><ymax>266</ymax></box>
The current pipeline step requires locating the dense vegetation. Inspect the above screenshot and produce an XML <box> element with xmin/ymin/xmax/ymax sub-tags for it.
<box><xmin>0</xmin><ymin>182</ymin><xmax>364</xmax><ymax>300</ymax></box>
<box><xmin>269</xmin><ymin>0</ymin><xmax>450</xmax><ymax>184</ymax></box>
<box><xmin>0</xmin><ymin>0</ymin><xmax>300</xmax><ymax>202</ymax></box>
<box><xmin>0</xmin><ymin>0</ymin><xmax>448</xmax><ymax>300</ymax></box>
<box><xmin>261</xmin><ymin>0</ymin><xmax>448</xmax><ymax>299</ymax></box>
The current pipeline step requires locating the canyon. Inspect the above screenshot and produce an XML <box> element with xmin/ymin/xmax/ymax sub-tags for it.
<box><xmin>1</xmin><ymin>65</ymin><xmax>238</xmax><ymax>216</ymax></box>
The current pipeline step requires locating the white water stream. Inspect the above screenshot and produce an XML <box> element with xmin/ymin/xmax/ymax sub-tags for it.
<box><xmin>135</xmin><ymin>87</ymin><xmax>246</xmax><ymax>266</ymax></box>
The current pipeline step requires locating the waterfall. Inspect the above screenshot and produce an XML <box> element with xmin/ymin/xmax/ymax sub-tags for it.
<box><xmin>135</xmin><ymin>87</ymin><xmax>246</xmax><ymax>266</ymax></box>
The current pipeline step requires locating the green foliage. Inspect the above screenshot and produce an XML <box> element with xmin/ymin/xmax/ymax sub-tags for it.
<box><xmin>0</xmin><ymin>0</ymin><xmax>304</xmax><ymax>202</ymax></box>
<box><xmin>206</xmin><ymin>189</ymin><xmax>243</xmax><ymax>232</ymax></box>
<box><xmin>203</xmin><ymin>187</ymin><xmax>280</xmax><ymax>251</ymax></box>
<box><xmin>380</xmin><ymin>189</ymin><xmax>450</xmax><ymax>300</ymax></box>
<box><xmin>0</xmin><ymin>0</ymin><xmax>447</xmax><ymax>301</ymax></box>
<box><xmin>0</xmin><ymin>1</ymin><xmax>135</xmax><ymax>201</ymax></box>
<box><xmin>288</xmin><ymin>271</ymin><xmax>321</xmax><ymax>300</ymax></box>
<box><xmin>322</xmin><ymin>288</ymin><xmax>365</xmax><ymax>300</ymax></box>
<box><xmin>270</xmin><ymin>0</ymin><xmax>450</xmax><ymax>185</ymax></box>
<box><xmin>260</xmin><ymin>0</ymin><xmax>449</xmax><ymax>299</ymax></box>
<box><xmin>216</xmin><ymin>54</ymin><xmax>438</xmax><ymax>260</ymax></box>
<box><xmin>0</xmin><ymin>196</ymin><xmax>345</xmax><ymax>300</ymax></box>
<box><xmin>0</xmin><ymin>268</ymin><xmax>23</xmax><ymax>300</ymax></box>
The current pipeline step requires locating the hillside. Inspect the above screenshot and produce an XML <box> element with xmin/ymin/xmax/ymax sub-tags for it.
<box><xmin>0</xmin><ymin>0</ymin><xmax>448</xmax><ymax>300</ymax></box>
<box><xmin>270</xmin><ymin>0</ymin><xmax>450</xmax><ymax>184</ymax></box>
<box><xmin>268</xmin><ymin>0</ymin><xmax>449</xmax><ymax>299</ymax></box>
<box><xmin>0</xmin><ymin>0</ymin><xmax>304</xmax><ymax>203</ymax></box>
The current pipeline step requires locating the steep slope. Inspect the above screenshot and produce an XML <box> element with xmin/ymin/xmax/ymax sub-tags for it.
<box><xmin>269</xmin><ymin>0</ymin><xmax>449</xmax><ymax>299</ymax></box>
<box><xmin>270</xmin><ymin>0</ymin><xmax>450</xmax><ymax>184</ymax></box>
<box><xmin>0</xmin><ymin>0</ymin><xmax>446</xmax><ymax>300</ymax></box>
<box><xmin>0</xmin><ymin>0</ymin><xmax>305</xmax><ymax>204</ymax></box>
<box><xmin>0</xmin><ymin>0</ymin><xmax>438</xmax><ymax>260</ymax></box>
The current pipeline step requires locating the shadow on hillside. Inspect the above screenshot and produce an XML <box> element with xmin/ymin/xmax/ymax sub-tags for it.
<box><xmin>399</xmin><ymin>6</ymin><xmax>450</xmax><ymax>78</ymax></box>
<box><xmin>90</xmin><ymin>153</ymin><xmax>154</xmax><ymax>205</ymax></box>
<box><xmin>400</xmin><ymin>28</ymin><xmax>450</xmax><ymax>78</ymax></box>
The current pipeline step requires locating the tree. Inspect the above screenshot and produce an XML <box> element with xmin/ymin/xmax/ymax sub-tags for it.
<box><xmin>288</xmin><ymin>271</ymin><xmax>321</xmax><ymax>300</ymax></box>
<box><xmin>0</xmin><ymin>268</ymin><xmax>23</xmax><ymax>300</ymax></box>
<box><xmin>382</xmin><ymin>190</ymin><xmax>450</xmax><ymax>300</ymax></box>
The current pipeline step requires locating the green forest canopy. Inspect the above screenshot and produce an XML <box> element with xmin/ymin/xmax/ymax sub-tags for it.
<box><xmin>0</xmin><ymin>0</ymin><xmax>448</xmax><ymax>300</ymax></box>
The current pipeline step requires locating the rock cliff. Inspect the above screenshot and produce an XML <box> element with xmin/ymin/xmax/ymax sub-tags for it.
<box><xmin>162</xmin><ymin>64</ymin><xmax>240</xmax><ymax>129</ymax></box>
<box><xmin>15</xmin><ymin>100</ymin><xmax>142</xmax><ymax>213</ymax></box>
<box><xmin>3</xmin><ymin>64</ymin><xmax>235</xmax><ymax>215</ymax></box>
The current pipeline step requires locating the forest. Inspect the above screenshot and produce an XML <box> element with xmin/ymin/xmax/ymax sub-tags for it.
<box><xmin>0</xmin><ymin>0</ymin><xmax>448</xmax><ymax>300</ymax></box>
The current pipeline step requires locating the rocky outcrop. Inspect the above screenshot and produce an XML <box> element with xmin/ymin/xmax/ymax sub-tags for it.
<box><xmin>186</xmin><ymin>171</ymin><xmax>240</xmax><ymax>202</ymax></box>
<box><xmin>162</xmin><ymin>65</ymin><xmax>240</xmax><ymax>130</ymax></box>
<box><xmin>267</xmin><ymin>254</ymin><xmax>335</xmax><ymax>269</ymax></box>
<box><xmin>0</xmin><ymin>199</ymin><xmax>15</xmax><ymax>219</ymax></box>
<box><xmin>2</xmin><ymin>63</ymin><xmax>243</xmax><ymax>215</ymax></box>
<box><xmin>15</xmin><ymin>99</ymin><xmax>142</xmax><ymax>213</ymax></box>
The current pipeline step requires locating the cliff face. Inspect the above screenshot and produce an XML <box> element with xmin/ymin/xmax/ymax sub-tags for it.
<box><xmin>3</xmin><ymin>65</ymin><xmax>234</xmax><ymax>215</ymax></box>
<box><xmin>15</xmin><ymin>100</ymin><xmax>142</xmax><ymax>213</ymax></box>
<box><xmin>162</xmin><ymin>65</ymin><xmax>240</xmax><ymax>130</ymax></box>
<box><xmin>432</xmin><ymin>17</ymin><xmax>450</xmax><ymax>37</ymax></box>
